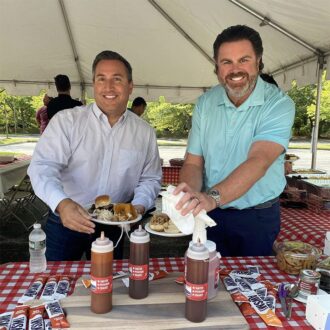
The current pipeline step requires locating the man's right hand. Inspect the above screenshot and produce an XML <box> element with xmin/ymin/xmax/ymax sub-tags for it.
<box><xmin>56</xmin><ymin>198</ymin><xmax>95</xmax><ymax>234</ymax></box>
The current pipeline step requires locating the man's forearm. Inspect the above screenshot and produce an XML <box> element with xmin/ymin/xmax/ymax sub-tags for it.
<box><xmin>214</xmin><ymin>156</ymin><xmax>268</xmax><ymax>205</ymax></box>
<box><xmin>179</xmin><ymin>163</ymin><xmax>203</xmax><ymax>191</ymax></box>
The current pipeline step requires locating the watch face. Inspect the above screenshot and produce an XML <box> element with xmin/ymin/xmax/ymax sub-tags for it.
<box><xmin>210</xmin><ymin>190</ymin><xmax>219</xmax><ymax>197</ymax></box>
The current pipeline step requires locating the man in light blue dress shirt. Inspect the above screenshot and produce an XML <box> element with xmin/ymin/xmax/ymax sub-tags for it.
<box><xmin>28</xmin><ymin>51</ymin><xmax>162</xmax><ymax>260</ymax></box>
<box><xmin>174</xmin><ymin>25</ymin><xmax>295</xmax><ymax>256</ymax></box>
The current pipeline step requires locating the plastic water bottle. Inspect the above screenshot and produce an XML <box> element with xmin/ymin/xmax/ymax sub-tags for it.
<box><xmin>29</xmin><ymin>223</ymin><xmax>47</xmax><ymax>273</ymax></box>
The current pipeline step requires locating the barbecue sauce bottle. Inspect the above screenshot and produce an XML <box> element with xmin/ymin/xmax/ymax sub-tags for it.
<box><xmin>91</xmin><ymin>231</ymin><xmax>113</xmax><ymax>314</ymax></box>
<box><xmin>129</xmin><ymin>225</ymin><xmax>150</xmax><ymax>299</ymax></box>
<box><xmin>185</xmin><ymin>242</ymin><xmax>209</xmax><ymax>322</ymax></box>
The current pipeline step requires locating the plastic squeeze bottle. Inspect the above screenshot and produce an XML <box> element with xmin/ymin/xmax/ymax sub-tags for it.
<box><xmin>129</xmin><ymin>225</ymin><xmax>150</xmax><ymax>299</ymax></box>
<box><xmin>91</xmin><ymin>231</ymin><xmax>113</xmax><ymax>313</ymax></box>
<box><xmin>185</xmin><ymin>242</ymin><xmax>209</xmax><ymax>322</ymax></box>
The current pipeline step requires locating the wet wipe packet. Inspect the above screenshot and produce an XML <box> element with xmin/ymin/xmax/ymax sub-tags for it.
<box><xmin>18</xmin><ymin>276</ymin><xmax>48</xmax><ymax>304</ymax></box>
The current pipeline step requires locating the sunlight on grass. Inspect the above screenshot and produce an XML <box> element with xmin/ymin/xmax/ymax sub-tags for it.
<box><xmin>0</xmin><ymin>138</ymin><xmax>38</xmax><ymax>145</ymax></box>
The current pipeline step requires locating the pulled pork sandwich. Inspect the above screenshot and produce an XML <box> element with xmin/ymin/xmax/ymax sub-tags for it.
<box><xmin>89</xmin><ymin>195</ymin><xmax>114</xmax><ymax>220</ymax></box>
<box><xmin>150</xmin><ymin>213</ymin><xmax>180</xmax><ymax>233</ymax></box>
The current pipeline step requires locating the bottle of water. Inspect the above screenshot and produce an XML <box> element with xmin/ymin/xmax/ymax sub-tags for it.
<box><xmin>29</xmin><ymin>223</ymin><xmax>47</xmax><ymax>273</ymax></box>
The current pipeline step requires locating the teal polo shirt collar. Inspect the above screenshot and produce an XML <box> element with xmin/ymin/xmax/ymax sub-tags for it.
<box><xmin>217</xmin><ymin>76</ymin><xmax>265</xmax><ymax>111</ymax></box>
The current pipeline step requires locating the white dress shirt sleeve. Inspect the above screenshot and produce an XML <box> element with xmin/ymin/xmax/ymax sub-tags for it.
<box><xmin>27</xmin><ymin>114</ymin><xmax>72</xmax><ymax>212</ymax></box>
<box><xmin>131</xmin><ymin>129</ymin><xmax>162</xmax><ymax>211</ymax></box>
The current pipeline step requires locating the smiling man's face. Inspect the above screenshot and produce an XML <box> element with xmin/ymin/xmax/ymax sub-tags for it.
<box><xmin>215</xmin><ymin>39</ymin><xmax>260</xmax><ymax>107</ymax></box>
<box><xmin>93</xmin><ymin>59</ymin><xmax>133</xmax><ymax>120</ymax></box>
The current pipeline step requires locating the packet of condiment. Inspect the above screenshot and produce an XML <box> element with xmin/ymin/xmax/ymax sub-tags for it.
<box><xmin>243</xmin><ymin>277</ymin><xmax>265</xmax><ymax>291</ymax></box>
<box><xmin>242</xmin><ymin>291</ymin><xmax>282</xmax><ymax>327</ymax></box>
<box><xmin>88</xmin><ymin>270</ymin><xmax>127</xmax><ymax>285</ymax></box>
<box><xmin>218</xmin><ymin>268</ymin><xmax>231</xmax><ymax>277</ymax></box>
<box><xmin>223</xmin><ymin>276</ymin><xmax>238</xmax><ymax>291</ymax></box>
<box><xmin>256</xmin><ymin>287</ymin><xmax>267</xmax><ymax>300</ymax></box>
<box><xmin>0</xmin><ymin>311</ymin><xmax>13</xmax><ymax>330</ymax></box>
<box><xmin>229</xmin><ymin>289</ymin><xmax>249</xmax><ymax>303</ymax></box>
<box><xmin>229</xmin><ymin>270</ymin><xmax>260</xmax><ymax>279</ymax></box>
<box><xmin>52</xmin><ymin>276</ymin><xmax>71</xmax><ymax>300</ymax></box>
<box><xmin>40</xmin><ymin>276</ymin><xmax>59</xmax><ymax>301</ymax></box>
<box><xmin>45</xmin><ymin>301</ymin><xmax>69</xmax><ymax>329</ymax></box>
<box><xmin>264</xmin><ymin>295</ymin><xmax>276</xmax><ymax>313</ymax></box>
<box><xmin>28</xmin><ymin>304</ymin><xmax>45</xmax><ymax>330</ymax></box>
<box><xmin>246</xmin><ymin>265</ymin><xmax>260</xmax><ymax>275</ymax></box>
<box><xmin>234</xmin><ymin>277</ymin><xmax>251</xmax><ymax>292</ymax></box>
<box><xmin>9</xmin><ymin>305</ymin><xmax>29</xmax><ymax>330</ymax></box>
<box><xmin>43</xmin><ymin>319</ymin><xmax>51</xmax><ymax>330</ymax></box>
<box><xmin>18</xmin><ymin>276</ymin><xmax>48</xmax><ymax>304</ymax></box>
<box><xmin>239</xmin><ymin>302</ymin><xmax>256</xmax><ymax>316</ymax></box>
<box><xmin>122</xmin><ymin>269</ymin><xmax>168</xmax><ymax>287</ymax></box>
<box><xmin>175</xmin><ymin>275</ymin><xmax>185</xmax><ymax>285</ymax></box>
<box><xmin>148</xmin><ymin>269</ymin><xmax>168</xmax><ymax>281</ymax></box>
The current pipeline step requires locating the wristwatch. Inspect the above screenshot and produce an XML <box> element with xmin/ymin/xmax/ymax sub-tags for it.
<box><xmin>207</xmin><ymin>189</ymin><xmax>221</xmax><ymax>208</ymax></box>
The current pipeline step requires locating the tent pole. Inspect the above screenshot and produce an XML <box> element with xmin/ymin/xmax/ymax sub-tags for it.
<box><xmin>311</xmin><ymin>56</ymin><xmax>325</xmax><ymax>169</ymax></box>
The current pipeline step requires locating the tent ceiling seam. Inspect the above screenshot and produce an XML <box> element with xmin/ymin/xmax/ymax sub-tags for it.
<box><xmin>0</xmin><ymin>80</ymin><xmax>210</xmax><ymax>91</ymax></box>
<box><xmin>229</xmin><ymin>0</ymin><xmax>323</xmax><ymax>57</ymax></box>
<box><xmin>148</xmin><ymin>0</ymin><xmax>214</xmax><ymax>64</ymax></box>
<box><xmin>58</xmin><ymin>0</ymin><xmax>84</xmax><ymax>85</ymax></box>
<box><xmin>270</xmin><ymin>53</ymin><xmax>329</xmax><ymax>77</ymax></box>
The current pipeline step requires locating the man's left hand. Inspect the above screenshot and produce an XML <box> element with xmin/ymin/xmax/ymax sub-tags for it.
<box><xmin>174</xmin><ymin>183</ymin><xmax>217</xmax><ymax>216</ymax></box>
<box><xmin>134</xmin><ymin>204</ymin><xmax>145</xmax><ymax>215</ymax></box>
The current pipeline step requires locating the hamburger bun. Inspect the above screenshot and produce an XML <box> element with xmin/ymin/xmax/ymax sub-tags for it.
<box><xmin>163</xmin><ymin>219</ymin><xmax>180</xmax><ymax>233</ymax></box>
<box><xmin>114</xmin><ymin>203</ymin><xmax>138</xmax><ymax>221</ymax></box>
<box><xmin>95</xmin><ymin>195</ymin><xmax>112</xmax><ymax>209</ymax></box>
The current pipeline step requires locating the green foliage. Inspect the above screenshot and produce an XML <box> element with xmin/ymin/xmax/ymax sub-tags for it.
<box><xmin>306</xmin><ymin>74</ymin><xmax>330</xmax><ymax>138</ymax></box>
<box><xmin>287</xmin><ymin>72</ymin><xmax>330</xmax><ymax>138</ymax></box>
<box><xmin>1</xmin><ymin>71</ymin><xmax>330</xmax><ymax>139</ymax></box>
<box><xmin>144</xmin><ymin>97</ymin><xmax>194</xmax><ymax>138</ymax></box>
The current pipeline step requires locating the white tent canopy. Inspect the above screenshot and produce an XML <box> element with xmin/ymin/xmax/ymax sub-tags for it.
<box><xmin>1</xmin><ymin>0</ymin><xmax>330</xmax><ymax>102</ymax></box>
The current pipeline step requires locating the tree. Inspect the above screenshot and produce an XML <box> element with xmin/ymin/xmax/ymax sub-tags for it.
<box><xmin>144</xmin><ymin>97</ymin><xmax>194</xmax><ymax>138</ymax></box>
<box><xmin>306</xmin><ymin>73</ymin><xmax>330</xmax><ymax>138</ymax></box>
<box><xmin>287</xmin><ymin>81</ymin><xmax>315</xmax><ymax>137</ymax></box>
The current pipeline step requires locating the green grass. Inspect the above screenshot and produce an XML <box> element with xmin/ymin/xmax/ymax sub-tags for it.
<box><xmin>157</xmin><ymin>139</ymin><xmax>187</xmax><ymax>146</ymax></box>
<box><xmin>288</xmin><ymin>144</ymin><xmax>330</xmax><ymax>150</ymax></box>
<box><xmin>0</xmin><ymin>137</ymin><xmax>38</xmax><ymax>145</ymax></box>
<box><xmin>0</xmin><ymin>136</ymin><xmax>329</xmax><ymax>150</ymax></box>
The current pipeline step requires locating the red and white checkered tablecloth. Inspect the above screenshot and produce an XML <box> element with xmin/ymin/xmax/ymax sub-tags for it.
<box><xmin>277</xmin><ymin>207</ymin><xmax>330</xmax><ymax>250</ymax></box>
<box><xmin>0</xmin><ymin>257</ymin><xmax>314</xmax><ymax>329</ymax></box>
<box><xmin>162</xmin><ymin>166</ymin><xmax>181</xmax><ymax>185</ymax></box>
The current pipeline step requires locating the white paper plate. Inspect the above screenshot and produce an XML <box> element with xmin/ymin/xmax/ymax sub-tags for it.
<box><xmin>85</xmin><ymin>204</ymin><xmax>142</xmax><ymax>226</ymax></box>
<box><xmin>91</xmin><ymin>214</ymin><xmax>142</xmax><ymax>226</ymax></box>
<box><xmin>145</xmin><ymin>222</ymin><xmax>189</xmax><ymax>237</ymax></box>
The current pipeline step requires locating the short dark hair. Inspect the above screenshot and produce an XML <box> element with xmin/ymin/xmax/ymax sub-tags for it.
<box><xmin>54</xmin><ymin>74</ymin><xmax>71</xmax><ymax>92</ymax></box>
<box><xmin>260</xmin><ymin>73</ymin><xmax>278</xmax><ymax>87</ymax></box>
<box><xmin>132</xmin><ymin>97</ymin><xmax>147</xmax><ymax>107</ymax></box>
<box><xmin>213</xmin><ymin>25</ymin><xmax>264</xmax><ymax>71</ymax></box>
<box><xmin>92</xmin><ymin>50</ymin><xmax>132</xmax><ymax>81</ymax></box>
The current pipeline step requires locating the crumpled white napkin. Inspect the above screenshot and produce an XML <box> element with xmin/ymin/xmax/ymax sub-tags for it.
<box><xmin>160</xmin><ymin>185</ymin><xmax>216</xmax><ymax>243</ymax></box>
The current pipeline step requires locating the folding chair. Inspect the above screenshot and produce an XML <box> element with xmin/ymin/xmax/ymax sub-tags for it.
<box><xmin>0</xmin><ymin>176</ymin><xmax>48</xmax><ymax>231</ymax></box>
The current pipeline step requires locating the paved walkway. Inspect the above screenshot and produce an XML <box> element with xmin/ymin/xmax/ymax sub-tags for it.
<box><xmin>0</xmin><ymin>141</ymin><xmax>329</xmax><ymax>172</ymax></box>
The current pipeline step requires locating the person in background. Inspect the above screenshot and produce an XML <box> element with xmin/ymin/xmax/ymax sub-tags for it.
<box><xmin>174</xmin><ymin>25</ymin><xmax>295</xmax><ymax>257</ymax></box>
<box><xmin>36</xmin><ymin>94</ymin><xmax>52</xmax><ymax>134</ymax></box>
<box><xmin>47</xmin><ymin>74</ymin><xmax>83</xmax><ymax>120</ymax></box>
<box><xmin>130</xmin><ymin>96</ymin><xmax>147</xmax><ymax>116</ymax></box>
<box><xmin>28</xmin><ymin>50</ymin><xmax>162</xmax><ymax>261</ymax></box>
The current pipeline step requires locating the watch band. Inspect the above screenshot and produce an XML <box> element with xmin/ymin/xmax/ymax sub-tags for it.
<box><xmin>207</xmin><ymin>189</ymin><xmax>221</xmax><ymax>208</ymax></box>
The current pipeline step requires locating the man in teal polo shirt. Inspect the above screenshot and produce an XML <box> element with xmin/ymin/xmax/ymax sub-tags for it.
<box><xmin>174</xmin><ymin>25</ymin><xmax>295</xmax><ymax>256</ymax></box>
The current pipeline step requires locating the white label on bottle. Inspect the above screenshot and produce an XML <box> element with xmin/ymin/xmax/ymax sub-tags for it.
<box><xmin>29</xmin><ymin>239</ymin><xmax>46</xmax><ymax>250</ymax></box>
